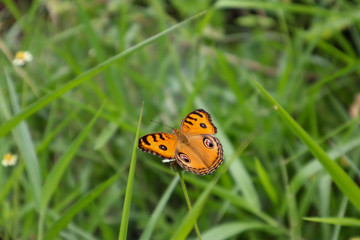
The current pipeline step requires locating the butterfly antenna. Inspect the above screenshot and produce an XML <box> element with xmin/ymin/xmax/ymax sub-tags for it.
<box><xmin>151</xmin><ymin>120</ymin><xmax>175</xmax><ymax>130</ymax></box>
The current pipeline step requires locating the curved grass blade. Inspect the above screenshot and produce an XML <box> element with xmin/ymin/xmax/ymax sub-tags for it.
<box><xmin>303</xmin><ymin>217</ymin><xmax>360</xmax><ymax>227</ymax></box>
<box><xmin>118</xmin><ymin>103</ymin><xmax>143</xmax><ymax>240</ymax></box>
<box><xmin>140</xmin><ymin>176</ymin><xmax>179</xmax><ymax>240</ymax></box>
<box><xmin>43</xmin><ymin>172</ymin><xmax>121</xmax><ymax>240</ymax></box>
<box><xmin>290</xmin><ymin>135</ymin><xmax>360</xmax><ymax>194</ymax></box>
<box><xmin>216</xmin><ymin>0</ymin><xmax>341</xmax><ymax>16</ymax></box>
<box><xmin>254</xmin><ymin>80</ymin><xmax>360</xmax><ymax>211</ymax></box>
<box><xmin>255</xmin><ymin>158</ymin><xmax>278</xmax><ymax>205</ymax></box>
<box><xmin>36</xmin><ymin>109</ymin><xmax>78</xmax><ymax>153</ymax></box>
<box><xmin>178</xmin><ymin>171</ymin><xmax>202</xmax><ymax>239</ymax></box>
<box><xmin>5</xmin><ymin>69</ymin><xmax>42</xmax><ymax>208</ymax></box>
<box><xmin>38</xmin><ymin>104</ymin><xmax>104</xmax><ymax>239</ymax></box>
<box><xmin>200</xmin><ymin>222</ymin><xmax>283</xmax><ymax>240</ymax></box>
<box><xmin>0</xmin><ymin>11</ymin><xmax>206</xmax><ymax>138</ymax></box>
<box><xmin>0</xmin><ymin>163</ymin><xmax>25</xmax><ymax>205</ymax></box>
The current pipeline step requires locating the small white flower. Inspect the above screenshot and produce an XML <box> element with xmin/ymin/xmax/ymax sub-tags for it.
<box><xmin>2</xmin><ymin>153</ymin><xmax>18</xmax><ymax>167</ymax></box>
<box><xmin>12</xmin><ymin>51</ymin><xmax>33</xmax><ymax>66</ymax></box>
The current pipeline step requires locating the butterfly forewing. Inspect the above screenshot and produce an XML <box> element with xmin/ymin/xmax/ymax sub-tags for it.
<box><xmin>138</xmin><ymin>133</ymin><xmax>177</xmax><ymax>159</ymax></box>
<box><xmin>180</xmin><ymin>109</ymin><xmax>217</xmax><ymax>135</ymax></box>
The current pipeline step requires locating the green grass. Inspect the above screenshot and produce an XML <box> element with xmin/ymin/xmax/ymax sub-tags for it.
<box><xmin>1</xmin><ymin>1</ymin><xmax>360</xmax><ymax>239</ymax></box>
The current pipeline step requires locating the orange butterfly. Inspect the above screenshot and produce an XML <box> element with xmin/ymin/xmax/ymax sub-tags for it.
<box><xmin>138</xmin><ymin>109</ymin><xmax>223</xmax><ymax>175</ymax></box>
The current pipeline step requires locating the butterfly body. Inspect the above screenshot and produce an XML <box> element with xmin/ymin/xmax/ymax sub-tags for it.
<box><xmin>138</xmin><ymin>109</ymin><xmax>223</xmax><ymax>175</ymax></box>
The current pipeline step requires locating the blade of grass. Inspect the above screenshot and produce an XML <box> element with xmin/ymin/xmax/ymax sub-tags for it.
<box><xmin>0</xmin><ymin>162</ymin><xmax>25</xmax><ymax>205</ymax></box>
<box><xmin>140</xmin><ymin>176</ymin><xmax>179</xmax><ymax>240</ymax></box>
<box><xmin>178</xmin><ymin>171</ymin><xmax>202</xmax><ymax>240</ymax></box>
<box><xmin>303</xmin><ymin>217</ymin><xmax>360</xmax><ymax>227</ymax></box>
<box><xmin>254</xmin><ymin>80</ymin><xmax>360</xmax><ymax>211</ymax></box>
<box><xmin>5</xmin><ymin>69</ymin><xmax>42</xmax><ymax>209</ymax></box>
<box><xmin>255</xmin><ymin>158</ymin><xmax>278</xmax><ymax>205</ymax></box>
<box><xmin>1</xmin><ymin>0</ymin><xmax>22</xmax><ymax>21</ymax></box>
<box><xmin>201</xmin><ymin>221</ymin><xmax>282</xmax><ymax>240</ymax></box>
<box><xmin>75</xmin><ymin>0</ymin><xmax>124</xmax><ymax>107</ymax></box>
<box><xmin>280</xmin><ymin>159</ymin><xmax>301</xmax><ymax>240</ymax></box>
<box><xmin>331</xmin><ymin>197</ymin><xmax>348</xmax><ymax>240</ymax></box>
<box><xmin>118</xmin><ymin>102</ymin><xmax>144</xmax><ymax>240</ymax></box>
<box><xmin>38</xmin><ymin>104</ymin><xmax>104</xmax><ymax>240</ymax></box>
<box><xmin>94</xmin><ymin>123</ymin><xmax>118</xmax><ymax>150</ymax></box>
<box><xmin>36</xmin><ymin>109</ymin><xmax>78</xmax><ymax>153</ymax></box>
<box><xmin>170</xmin><ymin>135</ymin><xmax>254</xmax><ymax>240</ymax></box>
<box><xmin>215</xmin><ymin>0</ymin><xmax>342</xmax><ymax>16</ymax></box>
<box><xmin>0</xmin><ymin>11</ymin><xmax>206</xmax><ymax>138</ymax></box>
<box><xmin>290</xmin><ymin>135</ymin><xmax>360</xmax><ymax>194</ymax></box>
<box><xmin>43</xmin><ymin>172</ymin><xmax>121</xmax><ymax>240</ymax></box>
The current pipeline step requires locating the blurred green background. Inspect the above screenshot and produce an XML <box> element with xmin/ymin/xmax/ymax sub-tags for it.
<box><xmin>1</xmin><ymin>0</ymin><xmax>360</xmax><ymax>239</ymax></box>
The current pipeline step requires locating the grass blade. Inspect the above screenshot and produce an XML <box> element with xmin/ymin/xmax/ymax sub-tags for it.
<box><xmin>38</xmin><ymin>104</ymin><xmax>104</xmax><ymax>239</ymax></box>
<box><xmin>118</xmin><ymin>103</ymin><xmax>144</xmax><ymax>240</ymax></box>
<box><xmin>40</xmin><ymin>105</ymin><xmax>103</xmax><ymax>212</ymax></box>
<box><xmin>303</xmin><ymin>217</ymin><xmax>360</xmax><ymax>227</ymax></box>
<box><xmin>254</xmin><ymin>80</ymin><xmax>360</xmax><ymax>212</ymax></box>
<box><xmin>255</xmin><ymin>158</ymin><xmax>278</xmax><ymax>205</ymax></box>
<box><xmin>36</xmin><ymin>109</ymin><xmax>78</xmax><ymax>153</ymax></box>
<box><xmin>201</xmin><ymin>222</ymin><xmax>282</xmax><ymax>240</ymax></box>
<box><xmin>43</xmin><ymin>172</ymin><xmax>121</xmax><ymax>240</ymax></box>
<box><xmin>215</xmin><ymin>0</ymin><xmax>340</xmax><ymax>16</ymax></box>
<box><xmin>140</xmin><ymin>176</ymin><xmax>179</xmax><ymax>240</ymax></box>
<box><xmin>5</xmin><ymin>69</ymin><xmax>42</xmax><ymax>209</ymax></box>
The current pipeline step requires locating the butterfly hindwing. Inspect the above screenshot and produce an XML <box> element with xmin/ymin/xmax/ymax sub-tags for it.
<box><xmin>138</xmin><ymin>132</ymin><xmax>177</xmax><ymax>159</ymax></box>
<box><xmin>175</xmin><ymin>134</ymin><xmax>223</xmax><ymax>175</ymax></box>
<box><xmin>180</xmin><ymin>109</ymin><xmax>217</xmax><ymax>135</ymax></box>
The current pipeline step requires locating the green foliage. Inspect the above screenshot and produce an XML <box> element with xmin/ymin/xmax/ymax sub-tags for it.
<box><xmin>1</xmin><ymin>0</ymin><xmax>360</xmax><ymax>239</ymax></box>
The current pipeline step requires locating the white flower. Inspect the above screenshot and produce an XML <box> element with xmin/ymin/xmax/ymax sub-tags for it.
<box><xmin>2</xmin><ymin>153</ymin><xmax>18</xmax><ymax>167</ymax></box>
<box><xmin>12</xmin><ymin>51</ymin><xmax>33</xmax><ymax>66</ymax></box>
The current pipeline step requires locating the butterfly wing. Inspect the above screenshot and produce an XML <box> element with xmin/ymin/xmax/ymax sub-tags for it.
<box><xmin>138</xmin><ymin>133</ymin><xmax>177</xmax><ymax>159</ymax></box>
<box><xmin>180</xmin><ymin>109</ymin><xmax>217</xmax><ymax>135</ymax></box>
<box><xmin>175</xmin><ymin>134</ymin><xmax>223</xmax><ymax>175</ymax></box>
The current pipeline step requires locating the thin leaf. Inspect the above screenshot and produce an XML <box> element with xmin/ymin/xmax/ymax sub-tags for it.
<box><xmin>140</xmin><ymin>176</ymin><xmax>179</xmax><ymax>240</ymax></box>
<box><xmin>40</xmin><ymin>104</ymin><xmax>104</xmax><ymax>212</ymax></box>
<box><xmin>215</xmin><ymin>0</ymin><xmax>343</xmax><ymax>16</ymax></box>
<box><xmin>94</xmin><ymin>123</ymin><xmax>118</xmax><ymax>150</ymax></box>
<box><xmin>255</xmin><ymin>158</ymin><xmax>278</xmax><ymax>205</ymax></box>
<box><xmin>254</xmin><ymin>80</ymin><xmax>360</xmax><ymax>212</ymax></box>
<box><xmin>43</xmin><ymin>172</ymin><xmax>121</xmax><ymax>240</ymax></box>
<box><xmin>38</xmin><ymin>104</ymin><xmax>103</xmax><ymax>240</ymax></box>
<box><xmin>303</xmin><ymin>217</ymin><xmax>360</xmax><ymax>227</ymax></box>
<box><xmin>201</xmin><ymin>222</ymin><xmax>282</xmax><ymax>240</ymax></box>
<box><xmin>36</xmin><ymin>109</ymin><xmax>78</xmax><ymax>153</ymax></box>
<box><xmin>118</xmin><ymin>102</ymin><xmax>144</xmax><ymax>240</ymax></box>
<box><xmin>5</xmin><ymin>69</ymin><xmax>42</xmax><ymax>209</ymax></box>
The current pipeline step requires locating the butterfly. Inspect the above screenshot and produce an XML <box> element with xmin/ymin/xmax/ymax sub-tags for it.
<box><xmin>138</xmin><ymin>109</ymin><xmax>223</xmax><ymax>175</ymax></box>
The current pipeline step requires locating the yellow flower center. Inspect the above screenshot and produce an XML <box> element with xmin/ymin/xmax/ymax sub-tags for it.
<box><xmin>3</xmin><ymin>153</ymin><xmax>14</xmax><ymax>160</ymax></box>
<box><xmin>15</xmin><ymin>51</ymin><xmax>26</xmax><ymax>60</ymax></box>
